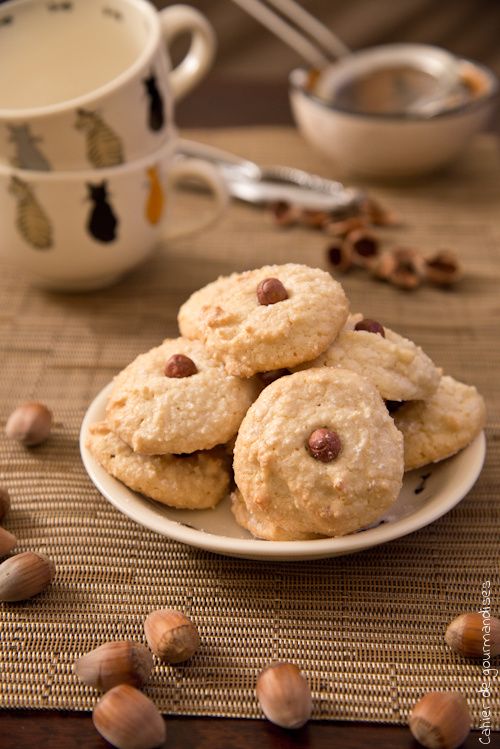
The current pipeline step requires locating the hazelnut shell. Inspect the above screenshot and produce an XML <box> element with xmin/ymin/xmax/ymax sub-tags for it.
<box><xmin>144</xmin><ymin>609</ymin><xmax>200</xmax><ymax>664</ymax></box>
<box><xmin>75</xmin><ymin>641</ymin><xmax>154</xmax><ymax>691</ymax></box>
<box><xmin>93</xmin><ymin>684</ymin><xmax>166</xmax><ymax>749</ymax></box>
<box><xmin>256</xmin><ymin>662</ymin><xmax>312</xmax><ymax>729</ymax></box>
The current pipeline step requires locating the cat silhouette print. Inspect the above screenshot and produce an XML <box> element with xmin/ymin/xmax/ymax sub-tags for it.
<box><xmin>86</xmin><ymin>181</ymin><xmax>118</xmax><ymax>243</ymax></box>
<box><xmin>143</xmin><ymin>72</ymin><xmax>165</xmax><ymax>132</ymax></box>
<box><xmin>145</xmin><ymin>166</ymin><xmax>165</xmax><ymax>225</ymax></box>
<box><xmin>76</xmin><ymin>109</ymin><xmax>124</xmax><ymax>168</ymax></box>
<box><xmin>9</xmin><ymin>176</ymin><xmax>53</xmax><ymax>250</ymax></box>
<box><xmin>8</xmin><ymin>124</ymin><xmax>51</xmax><ymax>171</ymax></box>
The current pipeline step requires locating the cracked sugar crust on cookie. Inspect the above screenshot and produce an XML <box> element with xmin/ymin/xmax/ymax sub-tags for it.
<box><xmin>177</xmin><ymin>264</ymin><xmax>349</xmax><ymax>377</ymax></box>
<box><xmin>86</xmin><ymin>422</ymin><xmax>230</xmax><ymax>509</ymax></box>
<box><xmin>105</xmin><ymin>337</ymin><xmax>258</xmax><ymax>455</ymax></box>
<box><xmin>393</xmin><ymin>375</ymin><xmax>486</xmax><ymax>471</ymax></box>
<box><xmin>231</xmin><ymin>490</ymin><xmax>321</xmax><ymax>541</ymax></box>
<box><xmin>233</xmin><ymin>368</ymin><xmax>404</xmax><ymax>538</ymax></box>
<box><xmin>295</xmin><ymin>313</ymin><xmax>440</xmax><ymax>401</ymax></box>
<box><xmin>178</xmin><ymin>274</ymin><xmax>228</xmax><ymax>341</ymax></box>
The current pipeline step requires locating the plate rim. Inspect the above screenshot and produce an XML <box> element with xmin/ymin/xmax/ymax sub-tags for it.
<box><xmin>80</xmin><ymin>382</ymin><xmax>486</xmax><ymax>560</ymax></box>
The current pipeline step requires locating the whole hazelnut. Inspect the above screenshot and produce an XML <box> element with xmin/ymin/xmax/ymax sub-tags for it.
<box><xmin>409</xmin><ymin>692</ymin><xmax>471</xmax><ymax>749</ymax></box>
<box><xmin>0</xmin><ymin>487</ymin><xmax>11</xmax><ymax>523</ymax></box>
<box><xmin>75</xmin><ymin>641</ymin><xmax>154</xmax><ymax>692</ymax></box>
<box><xmin>258</xmin><ymin>369</ymin><xmax>291</xmax><ymax>387</ymax></box>
<box><xmin>164</xmin><ymin>354</ymin><xmax>197</xmax><ymax>378</ymax></box>
<box><xmin>93</xmin><ymin>684</ymin><xmax>166</xmax><ymax>749</ymax></box>
<box><xmin>144</xmin><ymin>609</ymin><xmax>200</xmax><ymax>664</ymax></box>
<box><xmin>0</xmin><ymin>526</ymin><xmax>17</xmax><ymax>557</ymax></box>
<box><xmin>256</xmin><ymin>278</ymin><xmax>288</xmax><ymax>305</ymax></box>
<box><xmin>307</xmin><ymin>428</ymin><xmax>341</xmax><ymax>463</ymax></box>
<box><xmin>445</xmin><ymin>612</ymin><xmax>500</xmax><ymax>658</ymax></box>
<box><xmin>256</xmin><ymin>662</ymin><xmax>312</xmax><ymax>729</ymax></box>
<box><xmin>354</xmin><ymin>318</ymin><xmax>385</xmax><ymax>337</ymax></box>
<box><xmin>0</xmin><ymin>551</ymin><xmax>55</xmax><ymax>601</ymax></box>
<box><xmin>5</xmin><ymin>402</ymin><xmax>52</xmax><ymax>446</ymax></box>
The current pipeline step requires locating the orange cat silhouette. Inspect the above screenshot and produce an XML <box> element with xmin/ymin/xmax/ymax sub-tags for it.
<box><xmin>145</xmin><ymin>166</ymin><xmax>164</xmax><ymax>225</ymax></box>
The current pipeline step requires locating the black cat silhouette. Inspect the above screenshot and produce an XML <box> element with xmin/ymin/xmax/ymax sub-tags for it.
<box><xmin>86</xmin><ymin>182</ymin><xmax>117</xmax><ymax>243</ymax></box>
<box><xmin>143</xmin><ymin>73</ymin><xmax>165</xmax><ymax>132</ymax></box>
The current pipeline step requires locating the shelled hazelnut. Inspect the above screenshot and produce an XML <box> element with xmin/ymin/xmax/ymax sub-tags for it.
<box><xmin>409</xmin><ymin>692</ymin><xmax>471</xmax><ymax>749</ymax></box>
<box><xmin>0</xmin><ymin>487</ymin><xmax>11</xmax><ymax>523</ymax></box>
<box><xmin>5</xmin><ymin>402</ymin><xmax>52</xmax><ymax>446</ymax></box>
<box><xmin>92</xmin><ymin>684</ymin><xmax>166</xmax><ymax>749</ymax></box>
<box><xmin>445</xmin><ymin>612</ymin><xmax>500</xmax><ymax>658</ymax></box>
<box><xmin>0</xmin><ymin>527</ymin><xmax>17</xmax><ymax>557</ymax></box>
<box><xmin>256</xmin><ymin>662</ymin><xmax>312</xmax><ymax>729</ymax></box>
<box><xmin>0</xmin><ymin>551</ymin><xmax>55</xmax><ymax>601</ymax></box>
<box><xmin>144</xmin><ymin>609</ymin><xmax>200</xmax><ymax>664</ymax></box>
<box><xmin>75</xmin><ymin>641</ymin><xmax>154</xmax><ymax>692</ymax></box>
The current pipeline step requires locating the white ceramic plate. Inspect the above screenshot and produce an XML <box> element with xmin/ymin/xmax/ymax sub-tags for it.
<box><xmin>80</xmin><ymin>383</ymin><xmax>486</xmax><ymax>561</ymax></box>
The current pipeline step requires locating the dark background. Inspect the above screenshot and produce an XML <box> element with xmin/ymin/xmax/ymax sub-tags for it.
<box><xmin>155</xmin><ymin>0</ymin><xmax>500</xmax><ymax>127</ymax></box>
<box><xmin>158</xmin><ymin>0</ymin><xmax>500</xmax><ymax>79</ymax></box>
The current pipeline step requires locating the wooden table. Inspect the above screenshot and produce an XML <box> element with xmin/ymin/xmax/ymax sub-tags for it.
<box><xmin>1</xmin><ymin>78</ymin><xmax>486</xmax><ymax>749</ymax></box>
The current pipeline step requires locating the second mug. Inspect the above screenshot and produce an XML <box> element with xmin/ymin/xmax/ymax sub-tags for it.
<box><xmin>0</xmin><ymin>0</ymin><xmax>216</xmax><ymax>170</ymax></box>
<box><xmin>0</xmin><ymin>139</ymin><xmax>229</xmax><ymax>290</ymax></box>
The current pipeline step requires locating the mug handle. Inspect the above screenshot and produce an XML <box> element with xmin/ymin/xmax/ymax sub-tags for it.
<box><xmin>163</xmin><ymin>158</ymin><xmax>230</xmax><ymax>242</ymax></box>
<box><xmin>159</xmin><ymin>5</ymin><xmax>216</xmax><ymax>100</ymax></box>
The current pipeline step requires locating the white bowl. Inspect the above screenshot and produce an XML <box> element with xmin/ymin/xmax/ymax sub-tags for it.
<box><xmin>80</xmin><ymin>381</ymin><xmax>486</xmax><ymax>562</ymax></box>
<box><xmin>289</xmin><ymin>52</ymin><xmax>498</xmax><ymax>179</ymax></box>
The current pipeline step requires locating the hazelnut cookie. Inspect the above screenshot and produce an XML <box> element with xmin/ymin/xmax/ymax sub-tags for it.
<box><xmin>106</xmin><ymin>338</ymin><xmax>258</xmax><ymax>454</ymax></box>
<box><xmin>393</xmin><ymin>375</ymin><xmax>486</xmax><ymax>470</ymax></box>
<box><xmin>296</xmin><ymin>313</ymin><xmax>440</xmax><ymax>402</ymax></box>
<box><xmin>178</xmin><ymin>264</ymin><xmax>349</xmax><ymax>377</ymax></box>
<box><xmin>87</xmin><ymin>422</ymin><xmax>230</xmax><ymax>509</ymax></box>
<box><xmin>233</xmin><ymin>368</ymin><xmax>404</xmax><ymax>539</ymax></box>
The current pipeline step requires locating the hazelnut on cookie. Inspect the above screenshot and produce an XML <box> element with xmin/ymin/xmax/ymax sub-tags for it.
<box><xmin>105</xmin><ymin>338</ymin><xmax>258</xmax><ymax>454</ymax></box>
<box><xmin>295</xmin><ymin>313</ymin><xmax>440</xmax><ymax>402</ymax></box>
<box><xmin>178</xmin><ymin>264</ymin><xmax>349</xmax><ymax>377</ymax></box>
<box><xmin>233</xmin><ymin>368</ymin><xmax>404</xmax><ymax>539</ymax></box>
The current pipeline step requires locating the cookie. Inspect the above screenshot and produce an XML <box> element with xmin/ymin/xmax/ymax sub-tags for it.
<box><xmin>87</xmin><ymin>422</ymin><xmax>230</xmax><ymax>509</ymax></box>
<box><xmin>393</xmin><ymin>375</ymin><xmax>486</xmax><ymax>470</ymax></box>
<box><xmin>178</xmin><ymin>264</ymin><xmax>349</xmax><ymax>377</ymax></box>
<box><xmin>233</xmin><ymin>368</ymin><xmax>404</xmax><ymax>539</ymax></box>
<box><xmin>295</xmin><ymin>313</ymin><xmax>440</xmax><ymax>401</ymax></box>
<box><xmin>106</xmin><ymin>337</ymin><xmax>258</xmax><ymax>455</ymax></box>
<box><xmin>231</xmin><ymin>490</ymin><xmax>321</xmax><ymax>541</ymax></box>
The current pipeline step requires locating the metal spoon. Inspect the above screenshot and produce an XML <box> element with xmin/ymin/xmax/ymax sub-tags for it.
<box><xmin>177</xmin><ymin>139</ymin><xmax>364</xmax><ymax>213</ymax></box>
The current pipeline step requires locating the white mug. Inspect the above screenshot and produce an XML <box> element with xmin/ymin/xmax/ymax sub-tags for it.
<box><xmin>0</xmin><ymin>139</ymin><xmax>229</xmax><ymax>290</ymax></box>
<box><xmin>0</xmin><ymin>0</ymin><xmax>216</xmax><ymax>170</ymax></box>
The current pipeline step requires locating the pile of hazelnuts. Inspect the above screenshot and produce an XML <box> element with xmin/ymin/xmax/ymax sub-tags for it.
<box><xmin>271</xmin><ymin>198</ymin><xmax>463</xmax><ymax>291</ymax></box>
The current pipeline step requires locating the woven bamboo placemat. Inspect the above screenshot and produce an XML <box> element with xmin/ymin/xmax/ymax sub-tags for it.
<box><xmin>0</xmin><ymin>128</ymin><xmax>499</xmax><ymax>726</ymax></box>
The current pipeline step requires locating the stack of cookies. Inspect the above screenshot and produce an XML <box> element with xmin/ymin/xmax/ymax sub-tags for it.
<box><xmin>86</xmin><ymin>263</ymin><xmax>486</xmax><ymax>541</ymax></box>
